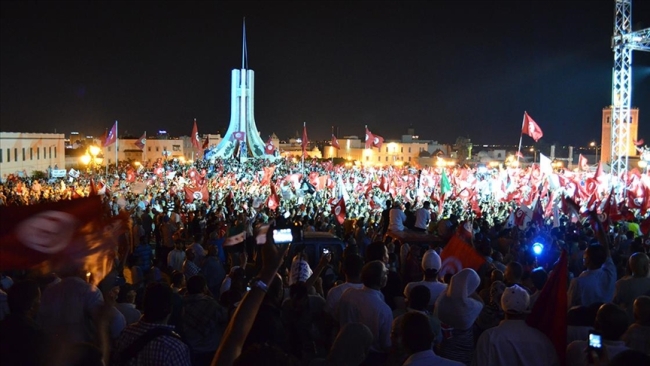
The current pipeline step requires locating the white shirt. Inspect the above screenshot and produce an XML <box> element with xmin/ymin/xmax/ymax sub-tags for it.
<box><xmin>190</xmin><ymin>242</ymin><xmax>206</xmax><ymax>265</ymax></box>
<box><xmin>324</xmin><ymin>282</ymin><xmax>364</xmax><ymax>318</ymax></box>
<box><xmin>566</xmin><ymin>339</ymin><xmax>629</xmax><ymax>366</ymax></box>
<box><xmin>473</xmin><ymin>319</ymin><xmax>559</xmax><ymax>366</ymax></box>
<box><xmin>404</xmin><ymin>280</ymin><xmax>448</xmax><ymax>310</ymax></box>
<box><xmin>414</xmin><ymin>208</ymin><xmax>431</xmax><ymax>230</ymax></box>
<box><xmin>338</xmin><ymin>286</ymin><xmax>392</xmax><ymax>353</ymax></box>
<box><xmin>404</xmin><ymin>350</ymin><xmax>464</xmax><ymax>366</ymax></box>
<box><xmin>116</xmin><ymin>302</ymin><xmax>142</xmax><ymax>325</ymax></box>
<box><xmin>388</xmin><ymin>208</ymin><xmax>407</xmax><ymax>232</ymax></box>
<box><xmin>567</xmin><ymin>257</ymin><xmax>616</xmax><ymax>308</ymax></box>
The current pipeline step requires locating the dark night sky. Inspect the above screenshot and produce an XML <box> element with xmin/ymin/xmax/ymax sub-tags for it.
<box><xmin>1</xmin><ymin>1</ymin><xmax>649</xmax><ymax>145</ymax></box>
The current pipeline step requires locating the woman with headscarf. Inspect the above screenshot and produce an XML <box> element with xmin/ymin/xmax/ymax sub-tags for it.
<box><xmin>434</xmin><ymin>268</ymin><xmax>484</xmax><ymax>365</ymax></box>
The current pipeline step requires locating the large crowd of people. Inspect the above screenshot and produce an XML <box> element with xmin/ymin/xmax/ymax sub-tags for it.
<box><xmin>0</xmin><ymin>156</ymin><xmax>649</xmax><ymax>366</ymax></box>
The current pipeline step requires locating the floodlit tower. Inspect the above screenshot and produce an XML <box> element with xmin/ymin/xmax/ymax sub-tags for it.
<box><xmin>609</xmin><ymin>0</ymin><xmax>649</xmax><ymax>177</ymax></box>
<box><xmin>207</xmin><ymin>19</ymin><xmax>268</xmax><ymax>161</ymax></box>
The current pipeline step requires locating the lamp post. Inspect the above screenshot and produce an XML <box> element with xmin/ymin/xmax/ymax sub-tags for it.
<box><xmin>529</xmin><ymin>147</ymin><xmax>537</xmax><ymax>163</ymax></box>
<box><xmin>590</xmin><ymin>141</ymin><xmax>600</xmax><ymax>164</ymax></box>
<box><xmin>80</xmin><ymin>145</ymin><xmax>103</xmax><ymax>174</ymax></box>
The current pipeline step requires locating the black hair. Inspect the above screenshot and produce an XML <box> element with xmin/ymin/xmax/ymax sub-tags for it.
<box><xmin>401</xmin><ymin>312</ymin><xmax>434</xmax><ymax>353</ymax></box>
<box><xmin>365</xmin><ymin>242</ymin><xmax>387</xmax><ymax>263</ymax></box>
<box><xmin>342</xmin><ymin>254</ymin><xmax>364</xmax><ymax>279</ymax></box>
<box><xmin>142</xmin><ymin>282</ymin><xmax>173</xmax><ymax>322</ymax></box>
<box><xmin>530</xmin><ymin>267</ymin><xmax>548</xmax><ymax>291</ymax></box>
<box><xmin>408</xmin><ymin>285</ymin><xmax>431</xmax><ymax>311</ymax></box>
<box><xmin>7</xmin><ymin>279</ymin><xmax>39</xmax><ymax>314</ymax></box>
<box><xmin>187</xmin><ymin>275</ymin><xmax>207</xmax><ymax>295</ymax></box>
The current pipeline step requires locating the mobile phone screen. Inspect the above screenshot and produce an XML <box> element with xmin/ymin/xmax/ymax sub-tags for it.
<box><xmin>273</xmin><ymin>228</ymin><xmax>293</xmax><ymax>244</ymax></box>
<box><xmin>588</xmin><ymin>333</ymin><xmax>602</xmax><ymax>350</ymax></box>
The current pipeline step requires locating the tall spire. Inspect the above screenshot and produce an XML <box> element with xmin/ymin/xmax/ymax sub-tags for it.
<box><xmin>242</xmin><ymin>17</ymin><xmax>248</xmax><ymax>70</ymax></box>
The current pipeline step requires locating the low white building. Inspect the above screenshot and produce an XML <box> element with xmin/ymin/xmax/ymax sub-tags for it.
<box><xmin>0</xmin><ymin>132</ymin><xmax>66</xmax><ymax>179</ymax></box>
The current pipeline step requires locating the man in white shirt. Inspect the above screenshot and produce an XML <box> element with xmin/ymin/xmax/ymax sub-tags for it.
<box><xmin>325</xmin><ymin>254</ymin><xmax>364</xmax><ymax>319</ymax></box>
<box><xmin>167</xmin><ymin>241</ymin><xmax>186</xmax><ymax>272</ymax></box>
<box><xmin>473</xmin><ymin>284</ymin><xmax>559</xmax><ymax>366</ymax></box>
<box><xmin>404</xmin><ymin>249</ymin><xmax>448</xmax><ymax>311</ymax></box>
<box><xmin>338</xmin><ymin>260</ymin><xmax>392</xmax><ymax>364</ymax></box>
<box><xmin>388</xmin><ymin>202</ymin><xmax>407</xmax><ymax>232</ymax></box>
<box><xmin>414</xmin><ymin>202</ymin><xmax>432</xmax><ymax>232</ymax></box>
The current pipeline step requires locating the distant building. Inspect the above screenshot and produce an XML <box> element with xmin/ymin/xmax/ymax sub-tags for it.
<box><xmin>0</xmin><ymin>132</ymin><xmax>66</xmax><ymax>178</ymax></box>
<box><xmin>601</xmin><ymin>107</ymin><xmax>640</xmax><ymax>164</ymax></box>
<box><xmin>322</xmin><ymin>135</ymin><xmax>427</xmax><ymax>166</ymax></box>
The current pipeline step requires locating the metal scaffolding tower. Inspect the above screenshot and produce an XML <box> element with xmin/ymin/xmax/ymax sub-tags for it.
<box><xmin>610</xmin><ymin>0</ymin><xmax>649</xmax><ymax>178</ymax></box>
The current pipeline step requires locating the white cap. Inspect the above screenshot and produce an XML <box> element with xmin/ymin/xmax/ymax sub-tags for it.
<box><xmin>501</xmin><ymin>284</ymin><xmax>531</xmax><ymax>314</ymax></box>
<box><xmin>421</xmin><ymin>249</ymin><xmax>441</xmax><ymax>271</ymax></box>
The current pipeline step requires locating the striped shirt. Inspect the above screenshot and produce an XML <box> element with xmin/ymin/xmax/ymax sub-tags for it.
<box><xmin>112</xmin><ymin>321</ymin><xmax>191</xmax><ymax>366</ymax></box>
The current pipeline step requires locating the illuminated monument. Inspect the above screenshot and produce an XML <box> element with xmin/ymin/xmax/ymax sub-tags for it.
<box><xmin>206</xmin><ymin>20</ymin><xmax>268</xmax><ymax>160</ymax></box>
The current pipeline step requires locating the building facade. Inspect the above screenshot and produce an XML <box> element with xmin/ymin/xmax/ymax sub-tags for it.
<box><xmin>323</xmin><ymin>136</ymin><xmax>428</xmax><ymax>166</ymax></box>
<box><xmin>0</xmin><ymin>132</ymin><xmax>66</xmax><ymax>178</ymax></box>
<box><xmin>601</xmin><ymin>107</ymin><xmax>640</xmax><ymax>164</ymax></box>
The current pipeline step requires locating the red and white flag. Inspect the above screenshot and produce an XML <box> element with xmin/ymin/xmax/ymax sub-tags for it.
<box><xmin>302</xmin><ymin>122</ymin><xmax>309</xmax><ymax>158</ymax></box>
<box><xmin>578</xmin><ymin>154</ymin><xmax>589</xmax><ymax>171</ymax></box>
<box><xmin>202</xmin><ymin>135</ymin><xmax>210</xmax><ymax>150</ymax></box>
<box><xmin>260</xmin><ymin>166</ymin><xmax>275</xmax><ymax>186</ymax></box>
<box><xmin>331</xmin><ymin>134</ymin><xmax>340</xmax><ymax>150</ymax></box>
<box><xmin>191</xmin><ymin>119</ymin><xmax>201</xmax><ymax>151</ymax></box>
<box><xmin>634</xmin><ymin>138</ymin><xmax>645</xmax><ymax>146</ymax></box>
<box><xmin>135</xmin><ymin>132</ymin><xmax>146</xmax><ymax>150</ymax></box>
<box><xmin>267</xmin><ymin>184</ymin><xmax>280</xmax><ymax>211</ymax></box>
<box><xmin>522</xmin><ymin>112</ymin><xmax>543</xmax><ymax>142</ymax></box>
<box><xmin>104</xmin><ymin>122</ymin><xmax>118</xmax><ymax>146</ymax></box>
<box><xmin>264</xmin><ymin>137</ymin><xmax>275</xmax><ymax>155</ymax></box>
<box><xmin>184</xmin><ymin>184</ymin><xmax>209</xmax><ymax>203</ymax></box>
<box><xmin>332</xmin><ymin>197</ymin><xmax>346</xmax><ymax>224</ymax></box>
<box><xmin>233</xmin><ymin>131</ymin><xmax>246</xmax><ymax>142</ymax></box>
<box><xmin>365</xmin><ymin>126</ymin><xmax>384</xmax><ymax>150</ymax></box>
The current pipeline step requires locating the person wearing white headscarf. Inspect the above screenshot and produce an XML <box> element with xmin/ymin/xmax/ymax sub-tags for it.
<box><xmin>434</xmin><ymin>268</ymin><xmax>483</xmax><ymax>365</ymax></box>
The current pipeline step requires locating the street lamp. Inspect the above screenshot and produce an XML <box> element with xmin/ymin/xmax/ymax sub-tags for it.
<box><xmin>529</xmin><ymin>147</ymin><xmax>537</xmax><ymax>163</ymax></box>
<box><xmin>80</xmin><ymin>145</ymin><xmax>103</xmax><ymax>173</ymax></box>
<box><xmin>590</xmin><ymin>141</ymin><xmax>600</xmax><ymax>164</ymax></box>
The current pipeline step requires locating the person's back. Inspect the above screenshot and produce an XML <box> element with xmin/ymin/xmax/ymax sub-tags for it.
<box><xmin>388</xmin><ymin>206</ymin><xmax>406</xmax><ymax>232</ymax></box>
<box><xmin>474</xmin><ymin>285</ymin><xmax>558</xmax><ymax>366</ymax></box>
<box><xmin>202</xmin><ymin>246</ymin><xmax>226</xmax><ymax>296</ymax></box>
<box><xmin>613</xmin><ymin>253</ymin><xmax>650</xmax><ymax>323</ymax></box>
<box><xmin>112</xmin><ymin>282</ymin><xmax>191</xmax><ymax>366</ymax></box>
<box><xmin>568</xmin><ymin>243</ymin><xmax>616</xmax><ymax>308</ymax></box>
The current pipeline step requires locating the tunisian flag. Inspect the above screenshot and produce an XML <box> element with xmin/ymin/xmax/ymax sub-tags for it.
<box><xmin>332</xmin><ymin>196</ymin><xmax>346</xmax><ymax>225</ymax></box>
<box><xmin>522</xmin><ymin>112</ymin><xmax>543</xmax><ymax>142</ymax></box>
<box><xmin>264</xmin><ymin>137</ymin><xmax>275</xmax><ymax>155</ymax></box>
<box><xmin>527</xmin><ymin>250</ymin><xmax>568</xmax><ymax>365</ymax></box>
<box><xmin>267</xmin><ymin>184</ymin><xmax>280</xmax><ymax>211</ymax></box>
<box><xmin>260</xmin><ymin>166</ymin><xmax>275</xmax><ymax>186</ymax></box>
<box><xmin>135</xmin><ymin>132</ymin><xmax>146</xmax><ymax>150</ymax></box>
<box><xmin>365</xmin><ymin>126</ymin><xmax>384</xmax><ymax>150</ymax></box>
<box><xmin>191</xmin><ymin>119</ymin><xmax>201</xmax><ymax>151</ymax></box>
<box><xmin>0</xmin><ymin>196</ymin><xmax>128</xmax><ymax>285</ymax></box>
<box><xmin>184</xmin><ymin>184</ymin><xmax>209</xmax><ymax>203</ymax></box>
<box><xmin>578</xmin><ymin>154</ymin><xmax>589</xmax><ymax>171</ymax></box>
<box><xmin>202</xmin><ymin>135</ymin><xmax>210</xmax><ymax>149</ymax></box>
<box><xmin>104</xmin><ymin>122</ymin><xmax>118</xmax><ymax>146</ymax></box>
<box><xmin>331</xmin><ymin>134</ymin><xmax>340</xmax><ymax>150</ymax></box>
<box><xmin>439</xmin><ymin>234</ymin><xmax>486</xmax><ymax>278</ymax></box>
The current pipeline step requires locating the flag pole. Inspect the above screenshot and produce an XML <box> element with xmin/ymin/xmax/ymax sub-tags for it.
<box><xmin>331</xmin><ymin>125</ymin><xmax>335</xmax><ymax>163</ymax></box>
<box><xmin>143</xmin><ymin>131</ymin><xmax>147</xmax><ymax>166</ymax></box>
<box><xmin>516</xmin><ymin>113</ymin><xmax>525</xmax><ymax>166</ymax></box>
<box><xmin>115</xmin><ymin>120</ymin><xmax>118</xmax><ymax>169</ymax></box>
<box><xmin>301</xmin><ymin>122</ymin><xmax>305</xmax><ymax>175</ymax></box>
<box><xmin>104</xmin><ymin>127</ymin><xmax>108</xmax><ymax>177</ymax></box>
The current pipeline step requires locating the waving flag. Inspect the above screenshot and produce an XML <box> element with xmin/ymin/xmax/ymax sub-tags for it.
<box><xmin>331</xmin><ymin>134</ymin><xmax>340</xmax><ymax>150</ymax></box>
<box><xmin>135</xmin><ymin>132</ymin><xmax>146</xmax><ymax>150</ymax></box>
<box><xmin>191</xmin><ymin>119</ymin><xmax>201</xmax><ymax>151</ymax></box>
<box><xmin>104</xmin><ymin>122</ymin><xmax>118</xmax><ymax>146</ymax></box>
<box><xmin>578</xmin><ymin>154</ymin><xmax>589</xmax><ymax>171</ymax></box>
<box><xmin>440</xmin><ymin>169</ymin><xmax>452</xmax><ymax>195</ymax></box>
<box><xmin>184</xmin><ymin>184</ymin><xmax>209</xmax><ymax>203</ymax></box>
<box><xmin>267</xmin><ymin>184</ymin><xmax>280</xmax><ymax>211</ymax></box>
<box><xmin>365</xmin><ymin>126</ymin><xmax>384</xmax><ymax>150</ymax></box>
<box><xmin>302</xmin><ymin>122</ymin><xmax>309</xmax><ymax>158</ymax></box>
<box><xmin>522</xmin><ymin>112</ymin><xmax>543</xmax><ymax>142</ymax></box>
<box><xmin>202</xmin><ymin>135</ymin><xmax>210</xmax><ymax>149</ymax></box>
<box><xmin>233</xmin><ymin>131</ymin><xmax>246</xmax><ymax>142</ymax></box>
<box><xmin>264</xmin><ymin>137</ymin><xmax>275</xmax><ymax>155</ymax></box>
<box><xmin>332</xmin><ymin>196</ymin><xmax>346</xmax><ymax>224</ymax></box>
<box><xmin>439</xmin><ymin>234</ymin><xmax>486</xmax><ymax>278</ymax></box>
<box><xmin>260</xmin><ymin>166</ymin><xmax>275</xmax><ymax>186</ymax></box>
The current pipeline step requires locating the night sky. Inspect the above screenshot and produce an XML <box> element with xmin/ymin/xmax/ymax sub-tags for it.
<box><xmin>1</xmin><ymin>1</ymin><xmax>649</xmax><ymax>146</ymax></box>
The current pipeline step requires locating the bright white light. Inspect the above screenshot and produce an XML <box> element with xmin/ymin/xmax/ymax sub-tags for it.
<box><xmin>532</xmin><ymin>242</ymin><xmax>544</xmax><ymax>256</ymax></box>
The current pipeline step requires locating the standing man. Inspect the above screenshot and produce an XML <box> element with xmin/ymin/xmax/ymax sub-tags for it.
<box><xmin>414</xmin><ymin>202</ymin><xmax>431</xmax><ymax>232</ymax></box>
<box><xmin>388</xmin><ymin>202</ymin><xmax>407</xmax><ymax>233</ymax></box>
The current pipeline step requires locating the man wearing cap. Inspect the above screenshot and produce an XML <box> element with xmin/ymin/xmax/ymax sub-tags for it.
<box><xmin>403</xmin><ymin>249</ymin><xmax>448</xmax><ymax>311</ymax></box>
<box><xmin>473</xmin><ymin>284</ymin><xmax>558</xmax><ymax>366</ymax></box>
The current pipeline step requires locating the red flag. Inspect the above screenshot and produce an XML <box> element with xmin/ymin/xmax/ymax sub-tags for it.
<box><xmin>264</xmin><ymin>137</ymin><xmax>275</xmax><ymax>155</ymax></box>
<box><xmin>332</xmin><ymin>197</ymin><xmax>346</xmax><ymax>224</ymax></box>
<box><xmin>135</xmin><ymin>132</ymin><xmax>146</xmax><ymax>150</ymax></box>
<box><xmin>365</xmin><ymin>127</ymin><xmax>374</xmax><ymax>149</ymax></box>
<box><xmin>522</xmin><ymin>112</ymin><xmax>543</xmax><ymax>142</ymax></box>
<box><xmin>634</xmin><ymin>138</ymin><xmax>645</xmax><ymax>146</ymax></box>
<box><xmin>302</xmin><ymin>123</ymin><xmax>309</xmax><ymax>158</ymax></box>
<box><xmin>233</xmin><ymin>131</ymin><xmax>246</xmax><ymax>142</ymax></box>
<box><xmin>267</xmin><ymin>184</ymin><xmax>280</xmax><ymax>211</ymax></box>
<box><xmin>184</xmin><ymin>184</ymin><xmax>209</xmax><ymax>203</ymax></box>
<box><xmin>515</xmin><ymin>151</ymin><xmax>525</xmax><ymax>159</ymax></box>
<box><xmin>260</xmin><ymin>166</ymin><xmax>275</xmax><ymax>186</ymax></box>
<box><xmin>0</xmin><ymin>196</ymin><xmax>127</xmax><ymax>284</ymax></box>
<box><xmin>202</xmin><ymin>135</ymin><xmax>210</xmax><ymax>149</ymax></box>
<box><xmin>578</xmin><ymin>154</ymin><xmax>589</xmax><ymax>171</ymax></box>
<box><xmin>514</xmin><ymin>207</ymin><xmax>527</xmax><ymax>227</ymax></box>
<box><xmin>104</xmin><ymin>122</ymin><xmax>117</xmax><ymax>146</ymax></box>
<box><xmin>365</xmin><ymin>126</ymin><xmax>384</xmax><ymax>150</ymax></box>
<box><xmin>331</xmin><ymin>134</ymin><xmax>340</xmax><ymax>150</ymax></box>
<box><xmin>439</xmin><ymin>234</ymin><xmax>486</xmax><ymax>278</ymax></box>
<box><xmin>126</xmin><ymin>169</ymin><xmax>136</xmax><ymax>183</ymax></box>
<box><xmin>594</xmin><ymin>162</ymin><xmax>604</xmax><ymax>182</ymax></box>
<box><xmin>527</xmin><ymin>250</ymin><xmax>568</xmax><ymax>365</ymax></box>
<box><xmin>89</xmin><ymin>178</ymin><xmax>98</xmax><ymax>196</ymax></box>
<box><xmin>191</xmin><ymin>119</ymin><xmax>201</xmax><ymax>151</ymax></box>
